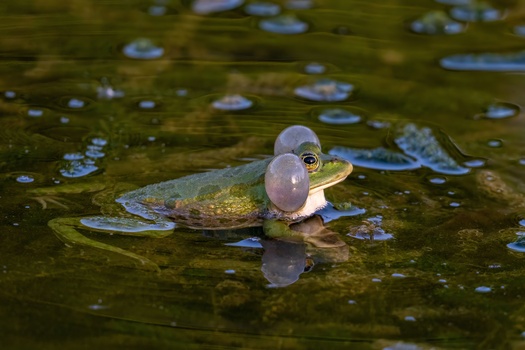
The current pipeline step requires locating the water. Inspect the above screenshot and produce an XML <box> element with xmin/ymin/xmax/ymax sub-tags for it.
<box><xmin>1</xmin><ymin>0</ymin><xmax>525</xmax><ymax>348</ymax></box>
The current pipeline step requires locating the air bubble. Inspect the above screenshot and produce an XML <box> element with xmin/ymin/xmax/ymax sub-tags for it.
<box><xmin>212</xmin><ymin>94</ymin><xmax>253</xmax><ymax>110</ymax></box>
<box><xmin>27</xmin><ymin>109</ymin><xmax>43</xmax><ymax>118</ymax></box>
<box><xmin>192</xmin><ymin>0</ymin><xmax>244</xmax><ymax>14</ymax></box>
<box><xmin>259</xmin><ymin>15</ymin><xmax>308</xmax><ymax>34</ymax></box>
<box><xmin>295</xmin><ymin>79</ymin><xmax>353</xmax><ymax>102</ymax></box>
<box><xmin>318</xmin><ymin>108</ymin><xmax>362</xmax><ymax>125</ymax></box>
<box><xmin>16</xmin><ymin>175</ymin><xmax>34</xmax><ymax>183</ymax></box>
<box><xmin>123</xmin><ymin>38</ymin><xmax>164</xmax><ymax>59</ymax></box>
<box><xmin>244</xmin><ymin>2</ymin><xmax>280</xmax><ymax>16</ymax></box>
<box><xmin>487</xmin><ymin>139</ymin><xmax>503</xmax><ymax>148</ymax></box>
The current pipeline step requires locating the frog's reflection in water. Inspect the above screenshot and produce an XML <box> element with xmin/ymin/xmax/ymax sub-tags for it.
<box><xmin>205</xmin><ymin>216</ymin><xmax>349</xmax><ymax>287</ymax></box>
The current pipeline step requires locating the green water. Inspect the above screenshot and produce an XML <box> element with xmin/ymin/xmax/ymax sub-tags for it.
<box><xmin>2</xmin><ymin>0</ymin><xmax>525</xmax><ymax>348</ymax></box>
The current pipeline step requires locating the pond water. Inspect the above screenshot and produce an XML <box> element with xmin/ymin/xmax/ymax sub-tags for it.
<box><xmin>2</xmin><ymin>0</ymin><xmax>525</xmax><ymax>348</ymax></box>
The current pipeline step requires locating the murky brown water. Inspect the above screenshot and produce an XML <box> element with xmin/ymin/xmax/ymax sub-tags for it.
<box><xmin>2</xmin><ymin>0</ymin><xmax>525</xmax><ymax>348</ymax></box>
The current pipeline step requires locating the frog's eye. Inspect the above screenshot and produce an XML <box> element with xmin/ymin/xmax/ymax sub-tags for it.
<box><xmin>301</xmin><ymin>152</ymin><xmax>320</xmax><ymax>172</ymax></box>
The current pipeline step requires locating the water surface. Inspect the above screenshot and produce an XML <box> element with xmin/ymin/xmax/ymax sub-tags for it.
<box><xmin>1</xmin><ymin>0</ymin><xmax>525</xmax><ymax>349</ymax></box>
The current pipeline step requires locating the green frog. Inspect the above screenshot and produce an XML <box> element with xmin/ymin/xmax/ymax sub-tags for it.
<box><xmin>45</xmin><ymin>125</ymin><xmax>353</xmax><ymax>270</ymax></box>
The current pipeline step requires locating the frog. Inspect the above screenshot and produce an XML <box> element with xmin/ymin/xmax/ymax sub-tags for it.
<box><xmin>46</xmin><ymin>125</ymin><xmax>353</xmax><ymax>271</ymax></box>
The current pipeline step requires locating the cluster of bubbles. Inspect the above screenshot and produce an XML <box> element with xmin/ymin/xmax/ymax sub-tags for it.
<box><xmin>119</xmin><ymin>1</ymin><xmax>360</xmax><ymax>117</ymax></box>
<box><xmin>411</xmin><ymin>1</ymin><xmax>504</xmax><ymax>36</ymax></box>
<box><xmin>60</xmin><ymin>137</ymin><xmax>108</xmax><ymax>178</ymax></box>
<box><xmin>330</xmin><ymin>123</ymin><xmax>476</xmax><ymax>175</ymax></box>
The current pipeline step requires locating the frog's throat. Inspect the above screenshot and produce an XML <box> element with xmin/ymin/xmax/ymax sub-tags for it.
<box><xmin>267</xmin><ymin>190</ymin><xmax>327</xmax><ymax>221</ymax></box>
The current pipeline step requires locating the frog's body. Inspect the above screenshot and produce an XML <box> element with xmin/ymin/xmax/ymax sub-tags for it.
<box><xmin>45</xmin><ymin>126</ymin><xmax>353</xmax><ymax>270</ymax></box>
<box><xmin>118</xmin><ymin>149</ymin><xmax>348</xmax><ymax>230</ymax></box>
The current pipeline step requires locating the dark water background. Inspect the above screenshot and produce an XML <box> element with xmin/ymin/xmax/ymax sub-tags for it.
<box><xmin>2</xmin><ymin>0</ymin><xmax>525</xmax><ymax>348</ymax></box>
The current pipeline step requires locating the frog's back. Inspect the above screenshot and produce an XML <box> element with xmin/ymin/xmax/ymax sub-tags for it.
<box><xmin>117</xmin><ymin>159</ymin><xmax>271</xmax><ymax>229</ymax></box>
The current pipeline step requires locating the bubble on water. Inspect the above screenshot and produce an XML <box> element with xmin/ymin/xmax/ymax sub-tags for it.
<box><xmin>85</xmin><ymin>145</ymin><xmax>105</xmax><ymax>159</ymax></box>
<box><xmin>318</xmin><ymin>108</ymin><xmax>362</xmax><ymax>125</ymax></box>
<box><xmin>440</xmin><ymin>51</ymin><xmax>525</xmax><ymax>71</ymax></box>
<box><xmin>514</xmin><ymin>25</ymin><xmax>525</xmax><ymax>37</ymax></box>
<box><xmin>519</xmin><ymin>158</ymin><xmax>525</xmax><ymax>166</ymax></box>
<box><xmin>429</xmin><ymin>176</ymin><xmax>447</xmax><ymax>184</ymax></box>
<box><xmin>259</xmin><ymin>15</ymin><xmax>308</xmax><ymax>34</ymax></box>
<box><xmin>372</xmin><ymin>278</ymin><xmax>382</xmax><ymax>283</ymax></box>
<box><xmin>367</xmin><ymin>120</ymin><xmax>391</xmax><ymax>129</ymax></box>
<box><xmin>123</xmin><ymin>38</ymin><xmax>164</xmax><ymax>59</ymax></box>
<box><xmin>176</xmin><ymin>89</ymin><xmax>188</xmax><ymax>97</ymax></box>
<box><xmin>67</xmin><ymin>98</ymin><xmax>85</xmax><ymax>109</ymax></box>
<box><xmin>480</xmin><ymin>102</ymin><xmax>520</xmax><ymax>120</ymax></box>
<box><xmin>348</xmin><ymin>300</ymin><xmax>357</xmax><ymax>304</ymax></box>
<box><xmin>139</xmin><ymin>100</ymin><xmax>156</xmax><ymax>109</ymax></box>
<box><xmin>4</xmin><ymin>91</ymin><xmax>16</xmax><ymax>99</ymax></box>
<box><xmin>224</xmin><ymin>269</ymin><xmax>236</xmax><ymax>274</ymax></box>
<box><xmin>449</xmin><ymin>202</ymin><xmax>460</xmax><ymax>207</ymax></box>
<box><xmin>148</xmin><ymin>136</ymin><xmax>156</xmax><ymax>142</ymax></box>
<box><xmin>60</xmin><ymin>116</ymin><xmax>70</xmax><ymax>124</ymax></box>
<box><xmin>27</xmin><ymin>108</ymin><xmax>43</xmax><ymax>117</ymax></box>
<box><xmin>392</xmin><ymin>273</ymin><xmax>406</xmax><ymax>278</ymax></box>
<box><xmin>475</xmin><ymin>286</ymin><xmax>492</xmax><ymax>293</ymax></box>
<box><xmin>304</xmin><ymin>62</ymin><xmax>326</xmax><ymax>74</ymax></box>
<box><xmin>330</xmin><ymin>146</ymin><xmax>420</xmax><ymax>171</ymax></box>
<box><xmin>295</xmin><ymin>79</ymin><xmax>353</xmax><ymax>102</ymax></box>
<box><xmin>16</xmin><ymin>175</ymin><xmax>34</xmax><ymax>183</ymax></box>
<box><xmin>63</xmin><ymin>153</ymin><xmax>84</xmax><ymax>161</ymax></box>
<box><xmin>404</xmin><ymin>316</ymin><xmax>417</xmax><ymax>322</ymax></box>
<box><xmin>212</xmin><ymin>94</ymin><xmax>253</xmax><ymax>110</ymax></box>
<box><xmin>520</xmin><ymin>219</ymin><xmax>525</xmax><ymax>227</ymax></box>
<box><xmin>410</xmin><ymin>11</ymin><xmax>466</xmax><ymax>35</ymax></box>
<box><xmin>463</xmin><ymin>159</ymin><xmax>485</xmax><ymax>167</ymax></box>
<box><xmin>487</xmin><ymin>139</ymin><xmax>503</xmax><ymax>148</ymax></box>
<box><xmin>148</xmin><ymin>5</ymin><xmax>167</xmax><ymax>16</ymax></box>
<box><xmin>88</xmin><ymin>304</ymin><xmax>109</xmax><ymax>310</ymax></box>
<box><xmin>97</xmin><ymin>78</ymin><xmax>125</xmax><ymax>100</ymax></box>
<box><xmin>244</xmin><ymin>2</ymin><xmax>280</xmax><ymax>16</ymax></box>
<box><xmin>450</xmin><ymin>3</ymin><xmax>504</xmax><ymax>22</ymax></box>
<box><xmin>347</xmin><ymin>216</ymin><xmax>394</xmax><ymax>241</ymax></box>
<box><xmin>91</xmin><ymin>138</ymin><xmax>108</xmax><ymax>147</ymax></box>
<box><xmin>192</xmin><ymin>0</ymin><xmax>244</xmax><ymax>14</ymax></box>
<box><xmin>60</xmin><ymin>161</ymin><xmax>98</xmax><ymax>178</ymax></box>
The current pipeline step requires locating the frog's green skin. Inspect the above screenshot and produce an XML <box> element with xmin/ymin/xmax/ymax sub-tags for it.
<box><xmin>120</xmin><ymin>143</ymin><xmax>351</xmax><ymax>230</ymax></box>
<box><xmin>47</xmin><ymin>142</ymin><xmax>352</xmax><ymax>270</ymax></box>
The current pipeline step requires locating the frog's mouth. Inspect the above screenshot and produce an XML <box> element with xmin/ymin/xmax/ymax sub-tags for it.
<box><xmin>310</xmin><ymin>174</ymin><xmax>347</xmax><ymax>194</ymax></box>
<box><xmin>309</xmin><ymin>158</ymin><xmax>353</xmax><ymax>194</ymax></box>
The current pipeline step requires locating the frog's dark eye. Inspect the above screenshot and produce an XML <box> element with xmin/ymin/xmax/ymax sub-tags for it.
<box><xmin>301</xmin><ymin>152</ymin><xmax>320</xmax><ymax>172</ymax></box>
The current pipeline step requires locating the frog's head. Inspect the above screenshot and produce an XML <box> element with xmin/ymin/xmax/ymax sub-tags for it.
<box><xmin>293</xmin><ymin>142</ymin><xmax>352</xmax><ymax>194</ymax></box>
<box><xmin>265</xmin><ymin>125</ymin><xmax>353</xmax><ymax>213</ymax></box>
